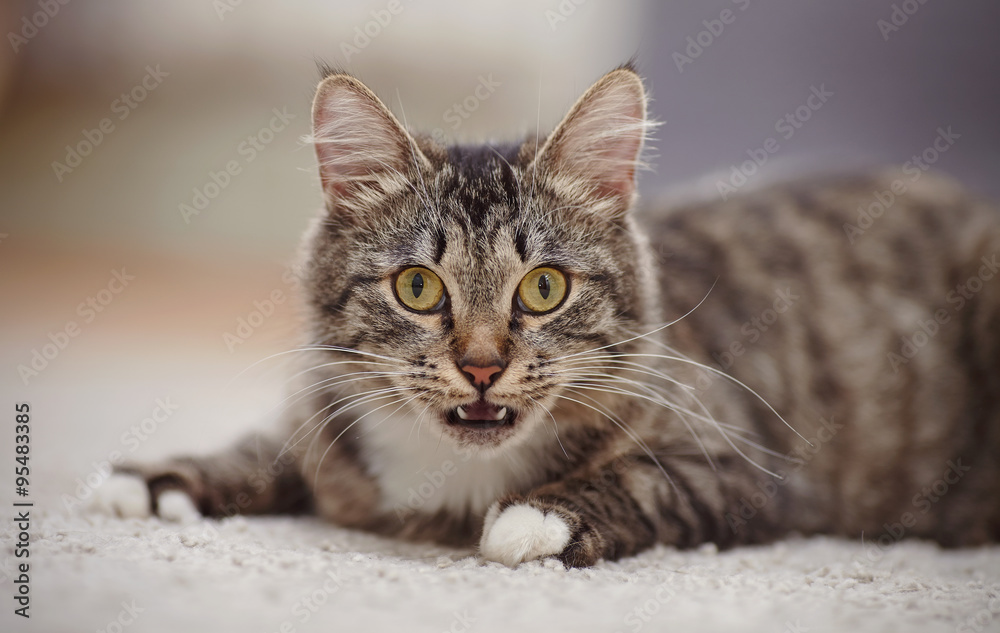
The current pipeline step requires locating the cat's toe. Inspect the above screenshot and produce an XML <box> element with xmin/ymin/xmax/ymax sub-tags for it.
<box><xmin>90</xmin><ymin>474</ymin><xmax>152</xmax><ymax>519</ymax></box>
<box><xmin>479</xmin><ymin>502</ymin><xmax>571</xmax><ymax>567</ymax></box>
<box><xmin>157</xmin><ymin>489</ymin><xmax>201</xmax><ymax>523</ymax></box>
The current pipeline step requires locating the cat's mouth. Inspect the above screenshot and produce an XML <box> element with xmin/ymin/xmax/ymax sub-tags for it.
<box><xmin>445</xmin><ymin>400</ymin><xmax>517</xmax><ymax>430</ymax></box>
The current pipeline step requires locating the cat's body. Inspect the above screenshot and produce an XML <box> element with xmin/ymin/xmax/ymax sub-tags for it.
<box><xmin>101</xmin><ymin>65</ymin><xmax>1000</xmax><ymax>567</ymax></box>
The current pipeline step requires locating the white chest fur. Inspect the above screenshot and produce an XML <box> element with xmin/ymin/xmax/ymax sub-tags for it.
<box><xmin>357</xmin><ymin>409</ymin><xmax>550</xmax><ymax>518</ymax></box>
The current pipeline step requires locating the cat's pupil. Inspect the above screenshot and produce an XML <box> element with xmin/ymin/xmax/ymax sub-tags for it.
<box><xmin>538</xmin><ymin>274</ymin><xmax>551</xmax><ymax>300</ymax></box>
<box><xmin>412</xmin><ymin>273</ymin><xmax>424</xmax><ymax>298</ymax></box>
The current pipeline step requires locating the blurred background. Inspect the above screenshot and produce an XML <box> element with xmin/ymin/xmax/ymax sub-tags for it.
<box><xmin>1</xmin><ymin>0</ymin><xmax>998</xmax><ymax>508</ymax></box>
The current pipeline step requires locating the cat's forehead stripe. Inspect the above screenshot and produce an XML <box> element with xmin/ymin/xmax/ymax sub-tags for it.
<box><xmin>442</xmin><ymin>144</ymin><xmax>521</xmax><ymax>230</ymax></box>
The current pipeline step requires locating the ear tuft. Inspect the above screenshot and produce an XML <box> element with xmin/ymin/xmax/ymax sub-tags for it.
<box><xmin>309</xmin><ymin>74</ymin><xmax>429</xmax><ymax>211</ymax></box>
<box><xmin>533</xmin><ymin>68</ymin><xmax>653</xmax><ymax>212</ymax></box>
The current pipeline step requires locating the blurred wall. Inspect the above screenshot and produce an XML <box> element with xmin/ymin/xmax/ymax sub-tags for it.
<box><xmin>0</xmin><ymin>0</ymin><xmax>645</xmax><ymax>258</ymax></box>
<box><xmin>3</xmin><ymin>0</ymin><xmax>997</xmax><ymax>260</ymax></box>
<box><xmin>3</xmin><ymin>0</ymin><xmax>997</xmax><ymax>262</ymax></box>
<box><xmin>637</xmin><ymin>0</ymin><xmax>1000</xmax><ymax>201</ymax></box>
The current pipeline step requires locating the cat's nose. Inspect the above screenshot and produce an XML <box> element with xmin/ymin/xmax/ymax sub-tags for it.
<box><xmin>459</xmin><ymin>361</ymin><xmax>506</xmax><ymax>389</ymax></box>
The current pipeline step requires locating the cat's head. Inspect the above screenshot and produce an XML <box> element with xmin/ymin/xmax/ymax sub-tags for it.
<box><xmin>301</xmin><ymin>65</ymin><xmax>660</xmax><ymax>453</ymax></box>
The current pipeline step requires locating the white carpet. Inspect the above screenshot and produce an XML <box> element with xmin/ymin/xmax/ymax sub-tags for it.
<box><xmin>4</xmin><ymin>505</ymin><xmax>999</xmax><ymax>633</ymax></box>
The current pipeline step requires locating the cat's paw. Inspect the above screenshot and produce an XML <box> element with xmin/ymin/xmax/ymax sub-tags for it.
<box><xmin>156</xmin><ymin>489</ymin><xmax>201</xmax><ymax>523</ymax></box>
<box><xmin>479</xmin><ymin>502</ymin><xmax>572</xmax><ymax>567</ymax></box>
<box><xmin>89</xmin><ymin>474</ymin><xmax>152</xmax><ymax>519</ymax></box>
<box><xmin>90</xmin><ymin>474</ymin><xmax>201</xmax><ymax>523</ymax></box>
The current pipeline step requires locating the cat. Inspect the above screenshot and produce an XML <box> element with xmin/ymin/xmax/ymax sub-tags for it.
<box><xmin>95</xmin><ymin>62</ymin><xmax>1000</xmax><ymax>567</ymax></box>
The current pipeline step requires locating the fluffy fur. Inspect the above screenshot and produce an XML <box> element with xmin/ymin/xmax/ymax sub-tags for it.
<box><xmin>109</xmin><ymin>64</ymin><xmax>1000</xmax><ymax>567</ymax></box>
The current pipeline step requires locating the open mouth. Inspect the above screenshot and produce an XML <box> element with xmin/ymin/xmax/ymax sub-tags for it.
<box><xmin>445</xmin><ymin>400</ymin><xmax>517</xmax><ymax>430</ymax></box>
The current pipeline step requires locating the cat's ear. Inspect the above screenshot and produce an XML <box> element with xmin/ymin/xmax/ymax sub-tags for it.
<box><xmin>310</xmin><ymin>73</ymin><xmax>430</xmax><ymax>211</ymax></box>
<box><xmin>532</xmin><ymin>67</ymin><xmax>651</xmax><ymax>213</ymax></box>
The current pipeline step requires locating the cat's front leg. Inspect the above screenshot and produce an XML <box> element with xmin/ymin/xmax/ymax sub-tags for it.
<box><xmin>479</xmin><ymin>453</ymin><xmax>754</xmax><ymax>567</ymax></box>
<box><xmin>92</xmin><ymin>434</ymin><xmax>312</xmax><ymax>521</ymax></box>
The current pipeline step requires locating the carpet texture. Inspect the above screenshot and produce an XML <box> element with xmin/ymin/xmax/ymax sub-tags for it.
<box><xmin>3</xmin><ymin>506</ymin><xmax>999</xmax><ymax>633</ymax></box>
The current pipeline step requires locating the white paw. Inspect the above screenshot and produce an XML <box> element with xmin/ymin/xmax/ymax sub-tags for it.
<box><xmin>479</xmin><ymin>503</ymin><xmax>571</xmax><ymax>567</ymax></box>
<box><xmin>90</xmin><ymin>474</ymin><xmax>151</xmax><ymax>519</ymax></box>
<box><xmin>157</xmin><ymin>489</ymin><xmax>201</xmax><ymax>523</ymax></box>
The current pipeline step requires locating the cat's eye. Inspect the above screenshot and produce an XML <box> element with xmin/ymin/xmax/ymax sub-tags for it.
<box><xmin>517</xmin><ymin>267</ymin><xmax>568</xmax><ymax>314</ymax></box>
<box><xmin>395</xmin><ymin>267</ymin><xmax>446</xmax><ymax>312</ymax></box>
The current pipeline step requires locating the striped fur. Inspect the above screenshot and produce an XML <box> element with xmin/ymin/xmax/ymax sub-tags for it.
<box><xmin>115</xmin><ymin>65</ymin><xmax>1000</xmax><ymax>567</ymax></box>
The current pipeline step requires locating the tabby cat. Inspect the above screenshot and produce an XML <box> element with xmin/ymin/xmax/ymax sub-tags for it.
<box><xmin>98</xmin><ymin>63</ymin><xmax>1000</xmax><ymax>567</ymax></box>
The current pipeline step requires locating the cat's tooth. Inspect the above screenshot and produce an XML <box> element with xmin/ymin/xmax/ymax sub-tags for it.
<box><xmin>456</xmin><ymin>406</ymin><xmax>469</xmax><ymax>420</ymax></box>
<box><xmin>493</xmin><ymin>407</ymin><xmax>507</xmax><ymax>420</ymax></box>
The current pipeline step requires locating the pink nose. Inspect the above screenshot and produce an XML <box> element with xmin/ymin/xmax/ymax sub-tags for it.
<box><xmin>461</xmin><ymin>364</ymin><xmax>504</xmax><ymax>387</ymax></box>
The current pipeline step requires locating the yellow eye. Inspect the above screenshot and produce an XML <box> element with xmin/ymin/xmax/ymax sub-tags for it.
<box><xmin>518</xmin><ymin>267</ymin><xmax>568</xmax><ymax>313</ymax></box>
<box><xmin>395</xmin><ymin>267</ymin><xmax>445</xmax><ymax>311</ymax></box>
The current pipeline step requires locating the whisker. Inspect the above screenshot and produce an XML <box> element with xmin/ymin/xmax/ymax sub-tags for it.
<box><xmin>284</xmin><ymin>358</ymin><xmax>400</xmax><ymax>384</ymax></box>
<box><xmin>271</xmin><ymin>370</ymin><xmax>410</xmax><ymax>418</ymax></box>
<box><xmin>312</xmin><ymin>390</ymin><xmax>420</xmax><ymax>489</ymax></box>
<box><xmin>301</xmin><ymin>388</ymin><xmax>414</xmax><ymax>464</ymax></box>
<box><xmin>280</xmin><ymin>386</ymin><xmax>412</xmax><ymax>459</ymax></box>
<box><xmin>393</xmin><ymin>89</ymin><xmax>437</xmax><ymax>213</ymax></box>
<box><xmin>529</xmin><ymin>396</ymin><xmax>570</xmax><ymax>460</ymax></box>
<box><xmin>566</xmin><ymin>381</ymin><xmax>779</xmax><ymax>477</ymax></box>
<box><xmin>552</xmin><ymin>359</ymin><xmax>695</xmax><ymax>392</ymax></box>
<box><xmin>302</xmin><ymin>387</ymin><xmax>415</xmax><ymax>460</ymax></box>
<box><xmin>547</xmin><ymin>279</ymin><xmax>718</xmax><ymax>364</ymax></box>
<box><xmin>560</xmin><ymin>352</ymin><xmax>793</xmax><ymax>466</ymax></box>
<box><xmin>226</xmin><ymin>344</ymin><xmax>407</xmax><ymax>389</ymax></box>
<box><xmin>408</xmin><ymin>400</ymin><xmax>434</xmax><ymax>446</ymax></box>
<box><xmin>590</xmin><ymin>351</ymin><xmax>810</xmax><ymax>446</ymax></box>
<box><xmin>562</xmin><ymin>375</ymin><xmax>716</xmax><ymax>470</ymax></box>
<box><xmin>552</xmin><ymin>390</ymin><xmax>675</xmax><ymax>491</ymax></box>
